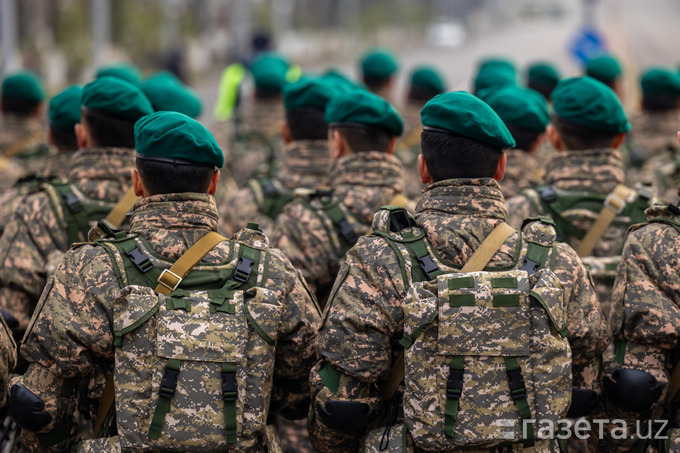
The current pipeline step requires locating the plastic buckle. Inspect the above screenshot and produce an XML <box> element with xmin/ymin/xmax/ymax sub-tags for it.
<box><xmin>62</xmin><ymin>191</ymin><xmax>84</xmax><ymax>213</ymax></box>
<box><xmin>668</xmin><ymin>203</ymin><xmax>680</xmax><ymax>216</ymax></box>
<box><xmin>389</xmin><ymin>209</ymin><xmax>416</xmax><ymax>232</ymax></box>
<box><xmin>125</xmin><ymin>247</ymin><xmax>153</xmax><ymax>273</ymax></box>
<box><xmin>506</xmin><ymin>368</ymin><xmax>527</xmax><ymax>400</ymax></box>
<box><xmin>520</xmin><ymin>258</ymin><xmax>539</xmax><ymax>275</ymax></box>
<box><xmin>158</xmin><ymin>269</ymin><xmax>182</xmax><ymax>292</ymax></box>
<box><xmin>604</xmin><ymin>192</ymin><xmax>626</xmax><ymax>215</ymax></box>
<box><xmin>159</xmin><ymin>367</ymin><xmax>180</xmax><ymax>399</ymax></box>
<box><xmin>538</xmin><ymin>187</ymin><xmax>558</xmax><ymax>203</ymax></box>
<box><xmin>446</xmin><ymin>368</ymin><xmax>464</xmax><ymax>400</ymax></box>
<box><xmin>234</xmin><ymin>257</ymin><xmax>254</xmax><ymax>283</ymax></box>
<box><xmin>417</xmin><ymin>254</ymin><xmax>439</xmax><ymax>278</ymax></box>
<box><xmin>221</xmin><ymin>371</ymin><xmax>238</xmax><ymax>402</ymax></box>
<box><xmin>261</xmin><ymin>180</ymin><xmax>279</xmax><ymax>197</ymax></box>
<box><xmin>337</xmin><ymin>219</ymin><xmax>358</xmax><ymax>244</ymax></box>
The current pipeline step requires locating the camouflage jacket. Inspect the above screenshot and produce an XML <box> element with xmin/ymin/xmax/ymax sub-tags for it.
<box><xmin>0</xmin><ymin>147</ymin><xmax>135</xmax><ymax>331</ymax></box>
<box><xmin>271</xmin><ymin>151</ymin><xmax>405</xmax><ymax>300</ymax></box>
<box><xmin>395</xmin><ymin>102</ymin><xmax>425</xmax><ymax>200</ymax></box>
<box><xmin>218</xmin><ymin>139</ymin><xmax>329</xmax><ymax>238</ymax></box>
<box><xmin>12</xmin><ymin>193</ymin><xmax>320</xmax><ymax>451</ymax></box>
<box><xmin>0</xmin><ymin>315</ymin><xmax>16</xmax><ymax>407</ymax></box>
<box><xmin>624</xmin><ymin>110</ymin><xmax>680</xmax><ymax>203</ymax></box>
<box><xmin>308</xmin><ymin>179</ymin><xmax>610</xmax><ymax>452</ymax></box>
<box><xmin>501</xmin><ymin>148</ymin><xmax>544</xmax><ymax>199</ymax></box>
<box><xmin>0</xmin><ymin>113</ymin><xmax>51</xmax><ymax>187</ymax></box>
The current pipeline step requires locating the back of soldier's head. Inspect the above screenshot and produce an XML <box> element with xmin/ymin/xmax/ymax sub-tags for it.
<box><xmin>360</xmin><ymin>48</ymin><xmax>399</xmax><ymax>92</ymax></box>
<box><xmin>640</xmin><ymin>67</ymin><xmax>680</xmax><ymax>112</ymax></box>
<box><xmin>283</xmin><ymin>77</ymin><xmax>341</xmax><ymax>141</ymax></box>
<box><xmin>48</xmin><ymin>85</ymin><xmax>83</xmax><ymax>150</ymax></box>
<box><xmin>325</xmin><ymin>89</ymin><xmax>403</xmax><ymax>153</ymax></box>
<box><xmin>485</xmin><ymin>86</ymin><xmax>549</xmax><ymax>152</ymax></box>
<box><xmin>1</xmin><ymin>71</ymin><xmax>45</xmax><ymax>117</ymax></box>
<box><xmin>526</xmin><ymin>62</ymin><xmax>560</xmax><ymax>101</ymax></box>
<box><xmin>81</xmin><ymin>76</ymin><xmax>154</xmax><ymax>148</ymax></box>
<box><xmin>420</xmin><ymin>91</ymin><xmax>515</xmax><ymax>181</ymax></box>
<box><xmin>584</xmin><ymin>54</ymin><xmax>622</xmax><ymax>92</ymax></box>
<box><xmin>550</xmin><ymin>76</ymin><xmax>629</xmax><ymax>150</ymax></box>
<box><xmin>250</xmin><ymin>53</ymin><xmax>290</xmax><ymax>99</ymax></box>
<box><xmin>134</xmin><ymin>111</ymin><xmax>223</xmax><ymax>195</ymax></box>
<box><xmin>408</xmin><ymin>66</ymin><xmax>446</xmax><ymax>102</ymax></box>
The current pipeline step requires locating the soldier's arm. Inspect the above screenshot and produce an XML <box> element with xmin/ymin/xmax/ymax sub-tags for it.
<box><xmin>8</xmin><ymin>244</ymin><xmax>120</xmax><ymax>451</ymax></box>
<box><xmin>309</xmin><ymin>236</ymin><xmax>406</xmax><ymax>453</ymax></box>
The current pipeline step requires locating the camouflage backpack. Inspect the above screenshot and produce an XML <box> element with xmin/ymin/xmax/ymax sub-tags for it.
<box><xmin>368</xmin><ymin>206</ymin><xmax>571</xmax><ymax>451</ymax></box>
<box><xmin>89</xmin><ymin>226</ymin><xmax>283</xmax><ymax>451</ymax></box>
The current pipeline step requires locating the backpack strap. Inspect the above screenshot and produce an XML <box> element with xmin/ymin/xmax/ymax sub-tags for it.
<box><xmin>104</xmin><ymin>187</ymin><xmax>139</xmax><ymax>229</ymax></box>
<box><xmin>575</xmin><ymin>184</ymin><xmax>636</xmax><ymax>257</ymax></box>
<box><xmin>533</xmin><ymin>186</ymin><xmax>586</xmax><ymax>242</ymax></box>
<box><xmin>248</xmin><ymin>177</ymin><xmax>294</xmax><ymax>220</ymax></box>
<box><xmin>461</xmin><ymin>222</ymin><xmax>514</xmax><ymax>272</ymax></box>
<box><xmin>50</xmin><ymin>182</ymin><xmax>93</xmax><ymax>245</ymax></box>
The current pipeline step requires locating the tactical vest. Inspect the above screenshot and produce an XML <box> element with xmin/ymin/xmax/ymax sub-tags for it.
<box><xmin>368</xmin><ymin>207</ymin><xmax>571</xmax><ymax>451</ymax></box>
<box><xmin>89</xmin><ymin>227</ymin><xmax>282</xmax><ymax>451</ymax></box>
<box><xmin>247</xmin><ymin>176</ymin><xmax>294</xmax><ymax>221</ymax></box>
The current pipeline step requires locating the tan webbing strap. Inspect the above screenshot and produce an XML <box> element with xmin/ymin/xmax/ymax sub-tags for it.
<box><xmin>388</xmin><ymin>193</ymin><xmax>411</xmax><ymax>208</ymax></box>
<box><xmin>380</xmin><ymin>222</ymin><xmax>515</xmax><ymax>401</ymax></box>
<box><xmin>104</xmin><ymin>187</ymin><xmax>139</xmax><ymax>228</ymax></box>
<box><xmin>575</xmin><ymin>184</ymin><xmax>635</xmax><ymax>257</ymax></box>
<box><xmin>93</xmin><ymin>373</ymin><xmax>115</xmax><ymax>438</ymax></box>
<box><xmin>155</xmin><ymin>231</ymin><xmax>227</xmax><ymax>295</ymax></box>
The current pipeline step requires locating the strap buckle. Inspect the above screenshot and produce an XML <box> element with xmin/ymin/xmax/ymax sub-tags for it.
<box><xmin>604</xmin><ymin>192</ymin><xmax>626</xmax><ymax>215</ymax></box>
<box><xmin>337</xmin><ymin>219</ymin><xmax>358</xmax><ymax>245</ymax></box>
<box><xmin>221</xmin><ymin>370</ymin><xmax>238</xmax><ymax>402</ymax></box>
<box><xmin>125</xmin><ymin>247</ymin><xmax>153</xmax><ymax>273</ymax></box>
<box><xmin>538</xmin><ymin>187</ymin><xmax>558</xmax><ymax>203</ymax></box>
<box><xmin>446</xmin><ymin>368</ymin><xmax>464</xmax><ymax>400</ymax></box>
<box><xmin>159</xmin><ymin>366</ymin><xmax>180</xmax><ymax>399</ymax></box>
<box><xmin>506</xmin><ymin>368</ymin><xmax>527</xmax><ymax>400</ymax></box>
<box><xmin>234</xmin><ymin>257</ymin><xmax>254</xmax><ymax>283</ymax></box>
<box><xmin>62</xmin><ymin>191</ymin><xmax>84</xmax><ymax>213</ymax></box>
<box><xmin>417</xmin><ymin>254</ymin><xmax>439</xmax><ymax>277</ymax></box>
<box><xmin>389</xmin><ymin>209</ymin><xmax>416</xmax><ymax>232</ymax></box>
<box><xmin>158</xmin><ymin>269</ymin><xmax>182</xmax><ymax>292</ymax></box>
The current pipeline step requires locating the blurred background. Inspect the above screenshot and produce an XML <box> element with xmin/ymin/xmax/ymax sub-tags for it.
<box><xmin>1</xmin><ymin>0</ymin><xmax>679</xmax><ymax>123</ymax></box>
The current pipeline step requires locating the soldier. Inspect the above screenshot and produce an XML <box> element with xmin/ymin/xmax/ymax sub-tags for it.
<box><xmin>623</xmin><ymin>67</ymin><xmax>680</xmax><ymax>203</ymax></box>
<box><xmin>140</xmin><ymin>75</ymin><xmax>203</xmax><ymax>118</ymax></box>
<box><xmin>585</xmin><ymin>54</ymin><xmax>624</xmax><ymax>100</ymax></box>
<box><xmin>0</xmin><ymin>76</ymin><xmax>153</xmax><ymax>336</ymax></box>
<box><xmin>218</xmin><ymin>76</ymin><xmax>339</xmax><ymax>238</ymax></box>
<box><xmin>0</xmin><ymin>85</ymin><xmax>83</xmax><ymax>234</ymax></box>
<box><xmin>485</xmin><ymin>85</ymin><xmax>549</xmax><ymax>198</ymax></box>
<box><xmin>307</xmin><ymin>91</ymin><xmax>609</xmax><ymax>452</ymax></box>
<box><xmin>95</xmin><ymin>62</ymin><xmax>143</xmax><ymax>86</ymax></box>
<box><xmin>359</xmin><ymin>48</ymin><xmax>399</xmax><ymax>103</ymax></box>
<box><xmin>506</xmin><ymin>76</ymin><xmax>650</xmax><ymax>317</ymax></box>
<box><xmin>271</xmin><ymin>89</ymin><xmax>406</xmax><ymax>303</ymax></box>
<box><xmin>398</xmin><ymin>66</ymin><xmax>447</xmax><ymax>199</ymax></box>
<box><xmin>526</xmin><ymin>61</ymin><xmax>561</xmax><ymax>102</ymax></box>
<box><xmin>473</xmin><ymin>57</ymin><xmax>517</xmax><ymax>97</ymax></box>
<box><xmin>0</xmin><ymin>71</ymin><xmax>50</xmax><ymax>187</ymax></box>
<box><xmin>7</xmin><ymin>110</ymin><xmax>320</xmax><ymax>452</ymax></box>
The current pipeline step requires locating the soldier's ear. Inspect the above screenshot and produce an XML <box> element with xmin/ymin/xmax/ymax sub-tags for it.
<box><xmin>528</xmin><ymin>132</ymin><xmax>546</xmax><ymax>155</ymax></box>
<box><xmin>75</xmin><ymin>123</ymin><xmax>89</xmax><ymax>150</ymax></box>
<box><xmin>281</xmin><ymin>123</ymin><xmax>293</xmax><ymax>144</ymax></box>
<box><xmin>385</xmin><ymin>136</ymin><xmax>397</xmax><ymax>155</ymax></box>
<box><xmin>418</xmin><ymin>154</ymin><xmax>433</xmax><ymax>184</ymax></box>
<box><xmin>207</xmin><ymin>170</ymin><xmax>220</xmax><ymax>195</ymax></box>
<box><xmin>547</xmin><ymin>125</ymin><xmax>563</xmax><ymax>151</ymax></box>
<box><xmin>330</xmin><ymin>129</ymin><xmax>345</xmax><ymax>159</ymax></box>
<box><xmin>611</xmin><ymin>132</ymin><xmax>626</xmax><ymax>150</ymax></box>
<box><xmin>494</xmin><ymin>151</ymin><xmax>506</xmax><ymax>182</ymax></box>
<box><xmin>131</xmin><ymin>169</ymin><xmax>145</xmax><ymax>197</ymax></box>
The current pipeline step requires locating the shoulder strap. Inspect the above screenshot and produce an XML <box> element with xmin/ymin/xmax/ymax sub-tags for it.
<box><xmin>105</xmin><ymin>187</ymin><xmax>139</xmax><ymax>228</ymax></box>
<box><xmin>575</xmin><ymin>184</ymin><xmax>636</xmax><ymax>257</ymax></box>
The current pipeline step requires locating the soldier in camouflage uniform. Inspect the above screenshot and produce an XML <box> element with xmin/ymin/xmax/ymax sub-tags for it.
<box><xmin>0</xmin><ymin>71</ymin><xmax>51</xmax><ymax>188</ymax></box>
<box><xmin>7</xmin><ymin>111</ymin><xmax>320</xmax><ymax>452</ymax></box>
<box><xmin>218</xmin><ymin>76</ymin><xmax>339</xmax><ymax>238</ymax></box>
<box><xmin>485</xmin><ymin>86</ymin><xmax>549</xmax><ymax>199</ymax></box>
<box><xmin>0</xmin><ymin>77</ymin><xmax>153</xmax><ymax>336</ymax></box>
<box><xmin>0</xmin><ymin>316</ymin><xmax>15</xmax><ymax>407</ymax></box>
<box><xmin>271</xmin><ymin>89</ymin><xmax>406</xmax><ymax>303</ymax></box>
<box><xmin>526</xmin><ymin>61</ymin><xmax>561</xmax><ymax>102</ymax></box>
<box><xmin>623</xmin><ymin>67</ymin><xmax>680</xmax><ymax>204</ymax></box>
<box><xmin>0</xmin><ymin>85</ymin><xmax>83</xmax><ymax>235</ymax></box>
<box><xmin>359</xmin><ymin>48</ymin><xmax>399</xmax><ymax>104</ymax></box>
<box><xmin>585</xmin><ymin>54</ymin><xmax>624</xmax><ymax>100</ymax></box>
<box><xmin>308</xmin><ymin>91</ymin><xmax>610</xmax><ymax>452</ymax></box>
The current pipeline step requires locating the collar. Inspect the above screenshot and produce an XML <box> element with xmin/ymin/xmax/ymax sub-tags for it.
<box><xmin>130</xmin><ymin>193</ymin><xmax>219</xmax><ymax>233</ymax></box>
<box><xmin>329</xmin><ymin>151</ymin><xmax>404</xmax><ymax>192</ymax></box>
<box><xmin>545</xmin><ymin>148</ymin><xmax>624</xmax><ymax>192</ymax></box>
<box><xmin>416</xmin><ymin>178</ymin><xmax>508</xmax><ymax>221</ymax></box>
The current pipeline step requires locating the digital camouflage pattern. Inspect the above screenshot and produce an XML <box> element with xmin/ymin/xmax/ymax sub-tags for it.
<box><xmin>598</xmin><ymin>204</ymin><xmax>680</xmax><ymax>452</ymax></box>
<box><xmin>271</xmin><ymin>150</ymin><xmax>405</xmax><ymax>299</ymax></box>
<box><xmin>0</xmin><ymin>315</ymin><xmax>16</xmax><ymax>406</ymax></box>
<box><xmin>308</xmin><ymin>179</ymin><xmax>610</xmax><ymax>452</ymax></box>
<box><xmin>623</xmin><ymin>110</ymin><xmax>680</xmax><ymax>203</ymax></box>
<box><xmin>501</xmin><ymin>148</ymin><xmax>544</xmax><ymax>199</ymax></box>
<box><xmin>218</xmin><ymin>139</ymin><xmax>330</xmax><ymax>238</ymax></box>
<box><xmin>12</xmin><ymin>193</ymin><xmax>320</xmax><ymax>451</ymax></box>
<box><xmin>0</xmin><ymin>147</ymin><xmax>135</xmax><ymax>331</ymax></box>
<box><xmin>0</xmin><ymin>113</ymin><xmax>51</xmax><ymax>187</ymax></box>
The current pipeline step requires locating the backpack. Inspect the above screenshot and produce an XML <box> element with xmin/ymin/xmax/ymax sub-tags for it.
<box><xmin>371</xmin><ymin>206</ymin><xmax>571</xmax><ymax>450</ymax></box>
<box><xmin>247</xmin><ymin>175</ymin><xmax>294</xmax><ymax>221</ymax></box>
<box><xmin>92</xmin><ymin>226</ymin><xmax>282</xmax><ymax>451</ymax></box>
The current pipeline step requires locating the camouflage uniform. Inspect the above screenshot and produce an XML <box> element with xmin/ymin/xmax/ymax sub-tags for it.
<box><xmin>0</xmin><ymin>147</ymin><xmax>135</xmax><ymax>331</ymax></box>
<box><xmin>271</xmin><ymin>151</ymin><xmax>405</xmax><ymax>299</ymax></box>
<box><xmin>11</xmin><ymin>193</ymin><xmax>320</xmax><ymax>451</ymax></box>
<box><xmin>623</xmin><ymin>110</ymin><xmax>680</xmax><ymax>203</ymax></box>
<box><xmin>501</xmin><ymin>148</ymin><xmax>544</xmax><ymax>199</ymax></box>
<box><xmin>396</xmin><ymin>102</ymin><xmax>425</xmax><ymax>199</ymax></box>
<box><xmin>308</xmin><ymin>179</ymin><xmax>610</xmax><ymax>452</ymax></box>
<box><xmin>0</xmin><ymin>113</ymin><xmax>52</xmax><ymax>180</ymax></box>
<box><xmin>218</xmin><ymin>139</ymin><xmax>330</xmax><ymax>238</ymax></box>
<box><xmin>0</xmin><ymin>315</ymin><xmax>16</xmax><ymax>406</ymax></box>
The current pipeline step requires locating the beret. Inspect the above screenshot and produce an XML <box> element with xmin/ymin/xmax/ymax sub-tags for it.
<box><xmin>477</xmin><ymin>57</ymin><xmax>516</xmax><ymax>75</ymax></box>
<box><xmin>474</xmin><ymin>68</ymin><xmax>516</xmax><ymax>95</ymax></box>
<box><xmin>283</xmin><ymin>77</ymin><xmax>341</xmax><ymax>111</ymax></box>
<box><xmin>360</xmin><ymin>48</ymin><xmax>399</xmax><ymax>80</ymax></box>
<box><xmin>322</xmin><ymin>69</ymin><xmax>365</xmax><ymax>93</ymax></box>
<box><xmin>48</xmin><ymin>85</ymin><xmax>83</xmax><ymax>129</ymax></box>
<box><xmin>640</xmin><ymin>67</ymin><xmax>680</xmax><ymax>96</ymax></box>
<box><xmin>82</xmin><ymin>76</ymin><xmax>154</xmax><ymax>121</ymax></box>
<box><xmin>527</xmin><ymin>62</ymin><xmax>561</xmax><ymax>89</ymax></box>
<box><xmin>421</xmin><ymin>91</ymin><xmax>515</xmax><ymax>149</ymax></box>
<box><xmin>325</xmin><ymin>89</ymin><xmax>403</xmax><ymax>136</ymax></box>
<box><xmin>485</xmin><ymin>86</ymin><xmax>549</xmax><ymax>133</ymax></box>
<box><xmin>96</xmin><ymin>63</ymin><xmax>143</xmax><ymax>86</ymax></box>
<box><xmin>1</xmin><ymin>71</ymin><xmax>45</xmax><ymax>102</ymax></box>
<box><xmin>135</xmin><ymin>111</ymin><xmax>223</xmax><ymax>168</ymax></box>
<box><xmin>141</xmin><ymin>79</ymin><xmax>202</xmax><ymax>118</ymax></box>
<box><xmin>251</xmin><ymin>52</ymin><xmax>290</xmax><ymax>93</ymax></box>
<box><xmin>145</xmin><ymin>70</ymin><xmax>183</xmax><ymax>86</ymax></box>
<box><xmin>585</xmin><ymin>55</ymin><xmax>622</xmax><ymax>84</ymax></box>
<box><xmin>409</xmin><ymin>66</ymin><xmax>446</xmax><ymax>94</ymax></box>
<box><xmin>552</xmin><ymin>76</ymin><xmax>630</xmax><ymax>133</ymax></box>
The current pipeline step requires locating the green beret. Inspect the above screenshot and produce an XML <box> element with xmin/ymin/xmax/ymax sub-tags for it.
<box><xmin>82</xmin><ymin>76</ymin><xmax>154</xmax><ymax>121</ymax></box>
<box><xmin>48</xmin><ymin>85</ymin><xmax>83</xmax><ymax>129</ymax></box>
<box><xmin>96</xmin><ymin>63</ymin><xmax>143</xmax><ymax>86</ymax></box>
<box><xmin>1</xmin><ymin>71</ymin><xmax>45</xmax><ymax>102</ymax></box>
<box><xmin>360</xmin><ymin>48</ymin><xmax>399</xmax><ymax>80</ymax></box>
<box><xmin>485</xmin><ymin>86</ymin><xmax>549</xmax><ymax>133</ymax></box>
<box><xmin>135</xmin><ymin>111</ymin><xmax>223</xmax><ymax>168</ymax></box>
<box><xmin>251</xmin><ymin>53</ymin><xmax>289</xmax><ymax>94</ymax></box>
<box><xmin>552</xmin><ymin>76</ymin><xmax>630</xmax><ymax>133</ymax></box>
<box><xmin>527</xmin><ymin>62</ymin><xmax>560</xmax><ymax>89</ymax></box>
<box><xmin>410</xmin><ymin>66</ymin><xmax>446</xmax><ymax>94</ymax></box>
<box><xmin>145</xmin><ymin>70</ymin><xmax>183</xmax><ymax>86</ymax></box>
<box><xmin>474</xmin><ymin>67</ymin><xmax>516</xmax><ymax>95</ymax></box>
<box><xmin>325</xmin><ymin>89</ymin><xmax>403</xmax><ymax>136</ymax></box>
<box><xmin>322</xmin><ymin>69</ymin><xmax>365</xmax><ymax>92</ymax></box>
<box><xmin>283</xmin><ymin>77</ymin><xmax>340</xmax><ymax>112</ymax></box>
<box><xmin>141</xmin><ymin>79</ymin><xmax>202</xmax><ymax>118</ymax></box>
<box><xmin>640</xmin><ymin>67</ymin><xmax>680</xmax><ymax>96</ymax></box>
<box><xmin>477</xmin><ymin>57</ymin><xmax>516</xmax><ymax>75</ymax></box>
<box><xmin>421</xmin><ymin>91</ymin><xmax>515</xmax><ymax>149</ymax></box>
<box><xmin>585</xmin><ymin>55</ymin><xmax>622</xmax><ymax>84</ymax></box>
